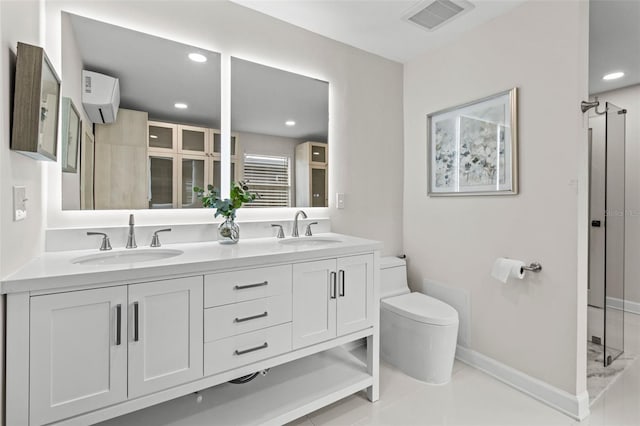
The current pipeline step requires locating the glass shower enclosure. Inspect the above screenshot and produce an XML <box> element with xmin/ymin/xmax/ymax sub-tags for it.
<box><xmin>588</xmin><ymin>102</ymin><xmax>626</xmax><ymax>366</ymax></box>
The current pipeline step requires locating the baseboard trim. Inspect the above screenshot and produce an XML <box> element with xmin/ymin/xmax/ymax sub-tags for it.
<box><xmin>455</xmin><ymin>346</ymin><xmax>590</xmax><ymax>420</ymax></box>
<box><xmin>606</xmin><ymin>297</ymin><xmax>640</xmax><ymax>315</ymax></box>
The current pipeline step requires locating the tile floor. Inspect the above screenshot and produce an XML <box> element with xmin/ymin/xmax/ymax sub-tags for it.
<box><xmin>289</xmin><ymin>312</ymin><xmax>640</xmax><ymax>426</ymax></box>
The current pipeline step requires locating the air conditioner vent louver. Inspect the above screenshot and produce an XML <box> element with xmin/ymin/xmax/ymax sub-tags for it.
<box><xmin>405</xmin><ymin>0</ymin><xmax>474</xmax><ymax>32</ymax></box>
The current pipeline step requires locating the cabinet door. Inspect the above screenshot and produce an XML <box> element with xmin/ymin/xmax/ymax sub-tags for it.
<box><xmin>129</xmin><ymin>276</ymin><xmax>203</xmax><ymax>398</ymax></box>
<box><xmin>337</xmin><ymin>254</ymin><xmax>375</xmax><ymax>336</ymax></box>
<box><xmin>179</xmin><ymin>125</ymin><xmax>208</xmax><ymax>155</ymax></box>
<box><xmin>179</xmin><ymin>154</ymin><xmax>208</xmax><ymax>208</ymax></box>
<box><xmin>148</xmin><ymin>121</ymin><xmax>177</xmax><ymax>152</ymax></box>
<box><xmin>148</xmin><ymin>153</ymin><xmax>178</xmax><ymax>208</ymax></box>
<box><xmin>292</xmin><ymin>259</ymin><xmax>337</xmax><ymax>348</ymax></box>
<box><xmin>30</xmin><ymin>287</ymin><xmax>127</xmax><ymax>426</ymax></box>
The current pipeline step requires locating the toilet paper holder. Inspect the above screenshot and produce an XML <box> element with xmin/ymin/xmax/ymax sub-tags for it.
<box><xmin>521</xmin><ymin>262</ymin><xmax>542</xmax><ymax>273</ymax></box>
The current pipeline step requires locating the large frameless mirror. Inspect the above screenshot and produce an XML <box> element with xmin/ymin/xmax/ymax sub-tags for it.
<box><xmin>231</xmin><ymin>57</ymin><xmax>329</xmax><ymax>208</ymax></box>
<box><xmin>60</xmin><ymin>12</ymin><xmax>221</xmax><ymax>210</ymax></box>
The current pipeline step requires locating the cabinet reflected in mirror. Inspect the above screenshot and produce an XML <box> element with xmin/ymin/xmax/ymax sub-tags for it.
<box><xmin>231</xmin><ymin>58</ymin><xmax>329</xmax><ymax>208</ymax></box>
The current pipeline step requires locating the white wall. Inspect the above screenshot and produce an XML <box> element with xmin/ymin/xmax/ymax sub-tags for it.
<box><xmin>1</xmin><ymin>0</ymin><xmax>48</xmax><ymax>421</ymax></box>
<box><xmin>591</xmin><ymin>85</ymin><xmax>640</xmax><ymax>305</ymax></box>
<box><xmin>403</xmin><ymin>0</ymin><xmax>589</xmax><ymax>396</ymax></box>
<box><xmin>42</xmin><ymin>0</ymin><xmax>404</xmax><ymax>256</ymax></box>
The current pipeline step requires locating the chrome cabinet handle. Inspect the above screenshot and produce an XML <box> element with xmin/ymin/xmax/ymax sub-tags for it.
<box><xmin>330</xmin><ymin>271</ymin><xmax>337</xmax><ymax>299</ymax></box>
<box><xmin>234</xmin><ymin>342</ymin><xmax>268</xmax><ymax>356</ymax></box>
<box><xmin>115</xmin><ymin>304</ymin><xmax>122</xmax><ymax>346</ymax></box>
<box><xmin>133</xmin><ymin>302</ymin><xmax>140</xmax><ymax>342</ymax></box>
<box><xmin>234</xmin><ymin>311</ymin><xmax>268</xmax><ymax>323</ymax></box>
<box><xmin>234</xmin><ymin>281</ymin><xmax>268</xmax><ymax>290</ymax></box>
<box><xmin>339</xmin><ymin>269</ymin><xmax>345</xmax><ymax>297</ymax></box>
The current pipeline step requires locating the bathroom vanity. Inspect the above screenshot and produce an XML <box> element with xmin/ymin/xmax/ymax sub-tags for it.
<box><xmin>2</xmin><ymin>233</ymin><xmax>380</xmax><ymax>425</ymax></box>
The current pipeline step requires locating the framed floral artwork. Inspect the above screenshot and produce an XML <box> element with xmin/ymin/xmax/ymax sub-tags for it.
<box><xmin>427</xmin><ymin>88</ymin><xmax>518</xmax><ymax>196</ymax></box>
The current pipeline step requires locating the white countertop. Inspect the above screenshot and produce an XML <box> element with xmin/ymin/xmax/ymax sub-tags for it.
<box><xmin>1</xmin><ymin>233</ymin><xmax>382</xmax><ymax>294</ymax></box>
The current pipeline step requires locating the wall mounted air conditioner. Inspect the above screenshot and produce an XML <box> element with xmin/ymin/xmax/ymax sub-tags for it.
<box><xmin>82</xmin><ymin>70</ymin><xmax>120</xmax><ymax>124</ymax></box>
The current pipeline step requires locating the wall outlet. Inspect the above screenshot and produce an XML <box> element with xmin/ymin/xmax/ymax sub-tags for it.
<box><xmin>336</xmin><ymin>193</ymin><xmax>345</xmax><ymax>209</ymax></box>
<box><xmin>13</xmin><ymin>186</ymin><xmax>27</xmax><ymax>221</ymax></box>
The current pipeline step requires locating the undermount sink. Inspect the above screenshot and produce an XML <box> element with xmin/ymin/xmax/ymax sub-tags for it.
<box><xmin>278</xmin><ymin>236</ymin><xmax>343</xmax><ymax>246</ymax></box>
<box><xmin>72</xmin><ymin>249</ymin><xmax>184</xmax><ymax>265</ymax></box>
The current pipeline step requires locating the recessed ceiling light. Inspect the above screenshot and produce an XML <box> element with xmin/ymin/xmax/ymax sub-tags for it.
<box><xmin>603</xmin><ymin>71</ymin><xmax>624</xmax><ymax>81</ymax></box>
<box><xmin>174</xmin><ymin>103</ymin><xmax>188</xmax><ymax>109</ymax></box>
<box><xmin>188</xmin><ymin>53</ymin><xmax>207</xmax><ymax>63</ymax></box>
<box><xmin>150</xmin><ymin>135</ymin><xmax>158</xmax><ymax>139</ymax></box>
<box><xmin>285</xmin><ymin>120</ymin><xmax>296</xmax><ymax>126</ymax></box>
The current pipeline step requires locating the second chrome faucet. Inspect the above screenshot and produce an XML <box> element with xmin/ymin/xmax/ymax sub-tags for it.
<box><xmin>292</xmin><ymin>210</ymin><xmax>307</xmax><ymax>237</ymax></box>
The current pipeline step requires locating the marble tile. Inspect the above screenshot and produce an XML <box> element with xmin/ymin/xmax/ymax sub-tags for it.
<box><xmin>586</xmin><ymin>331</ymin><xmax>638</xmax><ymax>404</ymax></box>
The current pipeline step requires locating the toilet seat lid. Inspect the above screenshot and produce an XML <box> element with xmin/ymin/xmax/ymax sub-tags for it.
<box><xmin>382</xmin><ymin>292</ymin><xmax>458</xmax><ymax>326</ymax></box>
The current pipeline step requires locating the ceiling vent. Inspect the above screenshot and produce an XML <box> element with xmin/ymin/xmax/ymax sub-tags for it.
<box><xmin>403</xmin><ymin>0</ymin><xmax>475</xmax><ymax>32</ymax></box>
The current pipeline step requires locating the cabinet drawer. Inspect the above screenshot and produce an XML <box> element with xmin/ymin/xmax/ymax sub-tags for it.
<box><xmin>204</xmin><ymin>323</ymin><xmax>292</xmax><ymax>376</ymax></box>
<box><xmin>205</xmin><ymin>294</ymin><xmax>292</xmax><ymax>342</ymax></box>
<box><xmin>204</xmin><ymin>265</ymin><xmax>292</xmax><ymax>307</ymax></box>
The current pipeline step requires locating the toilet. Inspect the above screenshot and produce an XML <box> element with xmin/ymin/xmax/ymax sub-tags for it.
<box><xmin>380</xmin><ymin>256</ymin><xmax>459</xmax><ymax>385</ymax></box>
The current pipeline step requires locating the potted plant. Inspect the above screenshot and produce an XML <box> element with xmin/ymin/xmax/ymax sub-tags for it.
<box><xmin>194</xmin><ymin>181</ymin><xmax>256</xmax><ymax>244</ymax></box>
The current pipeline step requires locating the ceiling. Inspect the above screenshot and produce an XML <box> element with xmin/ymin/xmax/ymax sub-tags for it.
<box><xmin>232</xmin><ymin>0</ymin><xmax>639</xmax><ymax>94</ymax></box>
<box><xmin>67</xmin><ymin>13</ymin><xmax>328</xmax><ymax>139</ymax></box>
<box><xmin>230</xmin><ymin>0</ymin><xmax>527</xmax><ymax>63</ymax></box>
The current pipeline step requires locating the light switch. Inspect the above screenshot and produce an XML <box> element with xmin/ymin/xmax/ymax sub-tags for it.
<box><xmin>336</xmin><ymin>193</ymin><xmax>345</xmax><ymax>209</ymax></box>
<box><xmin>13</xmin><ymin>186</ymin><xmax>27</xmax><ymax>221</ymax></box>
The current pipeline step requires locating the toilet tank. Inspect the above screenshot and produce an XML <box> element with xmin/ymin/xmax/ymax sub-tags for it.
<box><xmin>380</xmin><ymin>256</ymin><xmax>410</xmax><ymax>299</ymax></box>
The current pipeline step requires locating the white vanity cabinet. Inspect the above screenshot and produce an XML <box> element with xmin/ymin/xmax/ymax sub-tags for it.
<box><xmin>29</xmin><ymin>286</ymin><xmax>128</xmax><ymax>426</ymax></box>
<box><xmin>292</xmin><ymin>254</ymin><xmax>375</xmax><ymax>348</ymax></box>
<box><xmin>5</xmin><ymin>235</ymin><xmax>380</xmax><ymax>426</ymax></box>
<box><xmin>128</xmin><ymin>276</ymin><xmax>204</xmax><ymax>398</ymax></box>
<box><xmin>27</xmin><ymin>276</ymin><xmax>203</xmax><ymax>425</ymax></box>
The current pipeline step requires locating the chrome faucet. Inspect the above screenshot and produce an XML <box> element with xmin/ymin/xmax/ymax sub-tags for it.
<box><xmin>292</xmin><ymin>210</ymin><xmax>308</xmax><ymax>237</ymax></box>
<box><xmin>126</xmin><ymin>214</ymin><xmax>137</xmax><ymax>249</ymax></box>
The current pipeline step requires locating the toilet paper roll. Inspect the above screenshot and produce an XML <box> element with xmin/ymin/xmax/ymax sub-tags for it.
<box><xmin>491</xmin><ymin>258</ymin><xmax>526</xmax><ymax>283</ymax></box>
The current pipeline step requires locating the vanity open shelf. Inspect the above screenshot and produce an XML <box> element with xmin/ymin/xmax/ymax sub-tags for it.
<box><xmin>3</xmin><ymin>234</ymin><xmax>381</xmax><ymax>425</ymax></box>
<box><xmin>99</xmin><ymin>345</ymin><xmax>370</xmax><ymax>426</ymax></box>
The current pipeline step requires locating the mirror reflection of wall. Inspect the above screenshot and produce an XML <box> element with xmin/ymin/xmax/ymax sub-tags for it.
<box><xmin>60</xmin><ymin>12</ymin><xmax>221</xmax><ymax>210</ymax></box>
<box><xmin>231</xmin><ymin>58</ymin><xmax>329</xmax><ymax>208</ymax></box>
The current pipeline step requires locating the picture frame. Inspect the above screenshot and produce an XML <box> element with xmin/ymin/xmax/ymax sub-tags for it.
<box><xmin>427</xmin><ymin>88</ymin><xmax>518</xmax><ymax>196</ymax></box>
<box><xmin>11</xmin><ymin>42</ymin><xmax>61</xmax><ymax>161</ymax></box>
<box><xmin>61</xmin><ymin>97</ymin><xmax>81</xmax><ymax>173</ymax></box>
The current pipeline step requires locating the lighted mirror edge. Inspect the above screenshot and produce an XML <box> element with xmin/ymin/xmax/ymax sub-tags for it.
<box><xmin>57</xmin><ymin>11</ymin><xmax>330</xmax><ymax>214</ymax></box>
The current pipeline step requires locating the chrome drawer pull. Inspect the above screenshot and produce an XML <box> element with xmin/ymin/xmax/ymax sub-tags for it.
<box><xmin>115</xmin><ymin>304</ymin><xmax>122</xmax><ymax>346</ymax></box>
<box><xmin>133</xmin><ymin>301</ymin><xmax>140</xmax><ymax>342</ymax></box>
<box><xmin>330</xmin><ymin>272</ymin><xmax>337</xmax><ymax>299</ymax></box>
<box><xmin>234</xmin><ymin>342</ymin><xmax>268</xmax><ymax>356</ymax></box>
<box><xmin>234</xmin><ymin>311</ymin><xmax>268</xmax><ymax>323</ymax></box>
<box><xmin>234</xmin><ymin>281</ymin><xmax>268</xmax><ymax>290</ymax></box>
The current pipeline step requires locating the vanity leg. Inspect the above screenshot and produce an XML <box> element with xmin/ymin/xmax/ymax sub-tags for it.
<box><xmin>6</xmin><ymin>293</ymin><xmax>30</xmax><ymax>425</ymax></box>
<box><xmin>366</xmin><ymin>331</ymin><xmax>379</xmax><ymax>402</ymax></box>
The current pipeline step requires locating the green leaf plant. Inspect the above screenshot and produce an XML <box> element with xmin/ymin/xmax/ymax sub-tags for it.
<box><xmin>193</xmin><ymin>181</ymin><xmax>257</xmax><ymax>220</ymax></box>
